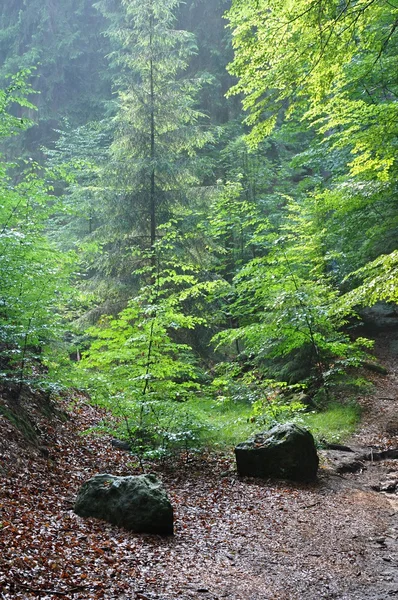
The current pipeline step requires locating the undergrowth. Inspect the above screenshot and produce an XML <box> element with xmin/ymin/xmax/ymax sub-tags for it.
<box><xmin>187</xmin><ymin>396</ymin><xmax>362</xmax><ymax>449</ymax></box>
<box><xmin>297</xmin><ymin>402</ymin><xmax>362</xmax><ymax>444</ymax></box>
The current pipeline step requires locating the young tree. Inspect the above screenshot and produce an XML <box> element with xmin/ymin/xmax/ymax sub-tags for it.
<box><xmin>212</xmin><ymin>197</ymin><xmax>371</xmax><ymax>390</ymax></box>
<box><xmin>76</xmin><ymin>225</ymin><xmax>208</xmax><ymax>463</ymax></box>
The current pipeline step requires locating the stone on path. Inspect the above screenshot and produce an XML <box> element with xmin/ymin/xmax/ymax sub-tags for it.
<box><xmin>235</xmin><ymin>422</ymin><xmax>319</xmax><ymax>482</ymax></box>
<box><xmin>74</xmin><ymin>473</ymin><xmax>174</xmax><ymax>534</ymax></box>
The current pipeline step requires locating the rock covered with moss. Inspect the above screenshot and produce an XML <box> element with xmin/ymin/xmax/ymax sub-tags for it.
<box><xmin>235</xmin><ymin>423</ymin><xmax>319</xmax><ymax>482</ymax></box>
<box><xmin>74</xmin><ymin>473</ymin><xmax>173</xmax><ymax>534</ymax></box>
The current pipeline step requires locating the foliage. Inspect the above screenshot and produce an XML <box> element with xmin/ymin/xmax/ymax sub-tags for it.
<box><xmin>178</xmin><ymin>0</ymin><xmax>236</xmax><ymax>124</ymax></box>
<box><xmin>0</xmin><ymin>70</ymin><xmax>36</xmax><ymax>137</ymax></box>
<box><xmin>211</xmin><ymin>196</ymin><xmax>372</xmax><ymax>391</ymax></box>
<box><xmin>0</xmin><ymin>74</ymin><xmax>74</xmax><ymax>387</ymax></box>
<box><xmin>198</xmin><ymin>179</ymin><xmax>265</xmax><ymax>281</ymax></box>
<box><xmin>2</xmin><ymin>0</ymin><xmax>395</xmax><ymax>448</ymax></box>
<box><xmin>251</xmin><ymin>392</ymin><xmax>306</xmax><ymax>431</ymax></box>
<box><xmin>61</xmin><ymin>0</ymin><xmax>215</xmax><ymax>312</ymax></box>
<box><xmin>0</xmin><ymin>0</ymin><xmax>111</xmax><ymax>151</ymax></box>
<box><xmin>226</xmin><ymin>0</ymin><xmax>398</xmax><ymax>310</ymax></box>
<box><xmin>96</xmin><ymin>0</ymin><xmax>212</xmax><ymax>230</ymax></box>
<box><xmin>44</xmin><ymin>119</ymin><xmax>112</xmax><ymax>251</ymax></box>
<box><xmin>227</xmin><ymin>0</ymin><xmax>398</xmax><ymax>154</ymax></box>
<box><xmin>72</xmin><ymin>226</ymin><xmax>212</xmax><ymax>460</ymax></box>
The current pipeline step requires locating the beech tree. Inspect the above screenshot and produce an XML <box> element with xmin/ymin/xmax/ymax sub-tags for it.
<box><xmin>226</xmin><ymin>0</ymin><xmax>398</xmax><ymax>312</ymax></box>
<box><xmin>0</xmin><ymin>74</ymin><xmax>73</xmax><ymax>387</ymax></box>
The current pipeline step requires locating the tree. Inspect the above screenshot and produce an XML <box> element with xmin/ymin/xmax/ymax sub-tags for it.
<box><xmin>0</xmin><ymin>74</ymin><xmax>73</xmax><ymax>388</ymax></box>
<box><xmin>211</xmin><ymin>195</ymin><xmax>372</xmax><ymax>393</ymax></box>
<box><xmin>177</xmin><ymin>0</ymin><xmax>239</xmax><ymax>124</ymax></box>
<box><xmin>93</xmin><ymin>0</ymin><xmax>211</xmax><ymax>275</ymax></box>
<box><xmin>0</xmin><ymin>0</ymin><xmax>111</xmax><ymax>154</ymax></box>
<box><xmin>227</xmin><ymin>1</ymin><xmax>398</xmax><ymax>149</ymax></box>
<box><xmin>73</xmin><ymin>223</ymin><xmax>212</xmax><ymax>463</ymax></box>
<box><xmin>60</xmin><ymin>0</ymin><xmax>219</xmax><ymax>455</ymax></box>
<box><xmin>226</xmin><ymin>0</ymin><xmax>398</xmax><ymax>312</ymax></box>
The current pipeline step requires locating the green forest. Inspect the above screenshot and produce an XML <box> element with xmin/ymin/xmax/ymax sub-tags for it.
<box><xmin>1</xmin><ymin>0</ymin><xmax>397</xmax><ymax>461</ymax></box>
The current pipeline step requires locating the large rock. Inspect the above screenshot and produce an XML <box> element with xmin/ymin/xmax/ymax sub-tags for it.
<box><xmin>74</xmin><ymin>473</ymin><xmax>173</xmax><ymax>534</ymax></box>
<box><xmin>235</xmin><ymin>423</ymin><xmax>319</xmax><ymax>482</ymax></box>
<box><xmin>360</xmin><ymin>302</ymin><xmax>398</xmax><ymax>329</ymax></box>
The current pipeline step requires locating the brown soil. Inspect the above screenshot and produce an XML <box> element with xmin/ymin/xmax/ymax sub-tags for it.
<box><xmin>0</xmin><ymin>328</ymin><xmax>397</xmax><ymax>600</ymax></box>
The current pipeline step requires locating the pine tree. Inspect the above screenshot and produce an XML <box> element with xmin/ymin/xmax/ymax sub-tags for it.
<box><xmin>87</xmin><ymin>0</ymin><xmax>211</xmax><ymax>296</ymax></box>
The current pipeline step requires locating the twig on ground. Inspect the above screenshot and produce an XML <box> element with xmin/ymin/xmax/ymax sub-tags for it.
<box><xmin>298</xmin><ymin>501</ymin><xmax>321</xmax><ymax>509</ymax></box>
<box><xmin>16</xmin><ymin>583</ymin><xmax>90</xmax><ymax>596</ymax></box>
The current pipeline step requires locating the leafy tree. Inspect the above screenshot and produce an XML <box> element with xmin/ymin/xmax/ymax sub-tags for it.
<box><xmin>74</xmin><ymin>224</ymin><xmax>211</xmax><ymax>463</ymax></box>
<box><xmin>0</xmin><ymin>70</ymin><xmax>36</xmax><ymax>137</ymax></box>
<box><xmin>0</xmin><ymin>74</ymin><xmax>73</xmax><ymax>389</ymax></box>
<box><xmin>226</xmin><ymin>0</ymin><xmax>398</xmax><ymax>318</ymax></box>
<box><xmin>212</xmin><ymin>195</ymin><xmax>372</xmax><ymax>394</ymax></box>
<box><xmin>227</xmin><ymin>0</ymin><xmax>398</xmax><ymax>151</ymax></box>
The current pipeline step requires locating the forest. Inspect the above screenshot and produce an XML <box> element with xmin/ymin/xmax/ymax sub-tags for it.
<box><xmin>0</xmin><ymin>0</ymin><xmax>397</xmax><ymax>598</ymax></box>
<box><xmin>1</xmin><ymin>0</ymin><xmax>397</xmax><ymax>454</ymax></box>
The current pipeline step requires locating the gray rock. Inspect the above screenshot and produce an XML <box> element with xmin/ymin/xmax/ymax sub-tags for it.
<box><xmin>74</xmin><ymin>473</ymin><xmax>173</xmax><ymax>534</ymax></box>
<box><xmin>235</xmin><ymin>423</ymin><xmax>319</xmax><ymax>482</ymax></box>
<box><xmin>111</xmin><ymin>438</ymin><xmax>132</xmax><ymax>451</ymax></box>
<box><xmin>360</xmin><ymin>302</ymin><xmax>398</xmax><ymax>329</ymax></box>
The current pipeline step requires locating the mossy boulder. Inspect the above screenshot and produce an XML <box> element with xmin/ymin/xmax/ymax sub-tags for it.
<box><xmin>74</xmin><ymin>473</ymin><xmax>174</xmax><ymax>534</ymax></box>
<box><xmin>235</xmin><ymin>423</ymin><xmax>319</xmax><ymax>482</ymax></box>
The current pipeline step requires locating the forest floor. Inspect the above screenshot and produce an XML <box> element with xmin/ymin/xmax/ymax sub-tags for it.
<box><xmin>0</xmin><ymin>327</ymin><xmax>397</xmax><ymax>600</ymax></box>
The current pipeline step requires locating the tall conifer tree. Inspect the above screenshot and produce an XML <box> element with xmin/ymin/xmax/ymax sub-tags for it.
<box><xmin>94</xmin><ymin>0</ymin><xmax>210</xmax><ymax>282</ymax></box>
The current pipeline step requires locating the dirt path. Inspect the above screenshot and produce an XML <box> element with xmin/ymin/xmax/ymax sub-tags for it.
<box><xmin>333</xmin><ymin>326</ymin><xmax>398</xmax><ymax>599</ymax></box>
<box><xmin>164</xmin><ymin>325</ymin><xmax>396</xmax><ymax>599</ymax></box>
<box><xmin>0</xmin><ymin>328</ymin><xmax>397</xmax><ymax>600</ymax></box>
